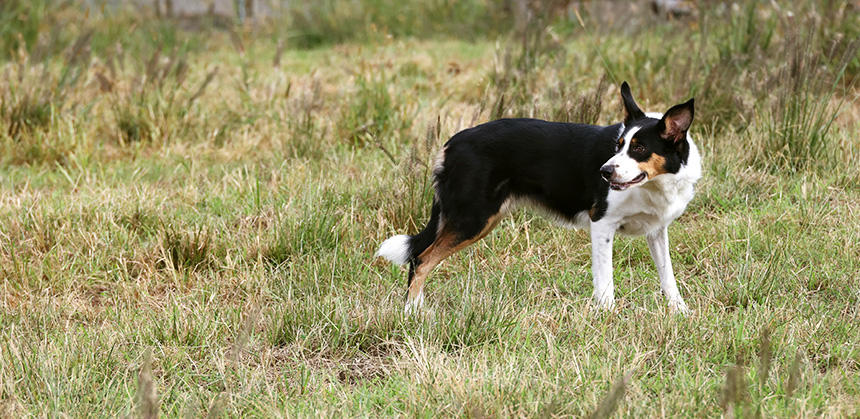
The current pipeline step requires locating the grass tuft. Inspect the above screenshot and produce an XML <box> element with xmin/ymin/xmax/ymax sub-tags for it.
<box><xmin>262</xmin><ymin>208</ymin><xmax>340</xmax><ymax>267</ymax></box>
<box><xmin>753</xmin><ymin>28</ymin><xmax>858</xmax><ymax>171</ymax></box>
<box><xmin>341</xmin><ymin>72</ymin><xmax>407</xmax><ymax>148</ymax></box>
<box><xmin>159</xmin><ymin>225</ymin><xmax>215</xmax><ymax>273</ymax></box>
<box><xmin>1</xmin><ymin>92</ymin><xmax>53</xmax><ymax>140</ymax></box>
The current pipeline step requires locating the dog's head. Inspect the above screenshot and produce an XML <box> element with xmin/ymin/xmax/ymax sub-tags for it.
<box><xmin>600</xmin><ymin>82</ymin><xmax>694</xmax><ymax>191</ymax></box>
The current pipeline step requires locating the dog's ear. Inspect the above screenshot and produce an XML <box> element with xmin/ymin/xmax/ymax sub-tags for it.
<box><xmin>620</xmin><ymin>81</ymin><xmax>645</xmax><ymax>123</ymax></box>
<box><xmin>658</xmin><ymin>98</ymin><xmax>694</xmax><ymax>142</ymax></box>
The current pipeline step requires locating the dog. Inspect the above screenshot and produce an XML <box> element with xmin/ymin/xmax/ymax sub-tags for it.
<box><xmin>376</xmin><ymin>82</ymin><xmax>701</xmax><ymax>314</ymax></box>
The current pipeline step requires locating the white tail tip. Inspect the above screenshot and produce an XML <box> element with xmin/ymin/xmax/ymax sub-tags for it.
<box><xmin>375</xmin><ymin>235</ymin><xmax>411</xmax><ymax>265</ymax></box>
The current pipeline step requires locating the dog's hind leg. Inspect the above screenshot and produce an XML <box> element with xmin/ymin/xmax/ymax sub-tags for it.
<box><xmin>405</xmin><ymin>213</ymin><xmax>502</xmax><ymax>312</ymax></box>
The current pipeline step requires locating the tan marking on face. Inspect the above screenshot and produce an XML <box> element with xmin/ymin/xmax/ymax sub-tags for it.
<box><xmin>617</xmin><ymin>137</ymin><xmax>624</xmax><ymax>148</ymax></box>
<box><xmin>637</xmin><ymin>154</ymin><xmax>667</xmax><ymax>179</ymax></box>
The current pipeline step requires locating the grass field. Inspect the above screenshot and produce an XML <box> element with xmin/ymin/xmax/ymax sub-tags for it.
<box><xmin>1</xmin><ymin>0</ymin><xmax>858</xmax><ymax>416</ymax></box>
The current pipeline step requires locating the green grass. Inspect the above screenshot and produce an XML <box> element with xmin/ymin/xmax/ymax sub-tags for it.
<box><xmin>0</xmin><ymin>0</ymin><xmax>859</xmax><ymax>416</ymax></box>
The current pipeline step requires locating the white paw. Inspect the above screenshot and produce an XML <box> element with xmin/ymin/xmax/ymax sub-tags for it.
<box><xmin>592</xmin><ymin>290</ymin><xmax>615</xmax><ymax>310</ymax></box>
<box><xmin>404</xmin><ymin>292</ymin><xmax>425</xmax><ymax>315</ymax></box>
<box><xmin>668</xmin><ymin>299</ymin><xmax>691</xmax><ymax>315</ymax></box>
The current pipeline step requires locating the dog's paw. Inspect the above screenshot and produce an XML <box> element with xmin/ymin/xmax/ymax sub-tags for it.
<box><xmin>668</xmin><ymin>299</ymin><xmax>692</xmax><ymax>315</ymax></box>
<box><xmin>591</xmin><ymin>291</ymin><xmax>615</xmax><ymax>311</ymax></box>
<box><xmin>404</xmin><ymin>292</ymin><xmax>426</xmax><ymax>315</ymax></box>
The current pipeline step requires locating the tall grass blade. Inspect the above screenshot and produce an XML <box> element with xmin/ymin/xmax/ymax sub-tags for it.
<box><xmin>137</xmin><ymin>348</ymin><xmax>158</xmax><ymax>419</ymax></box>
<box><xmin>588</xmin><ymin>373</ymin><xmax>630</xmax><ymax>419</ymax></box>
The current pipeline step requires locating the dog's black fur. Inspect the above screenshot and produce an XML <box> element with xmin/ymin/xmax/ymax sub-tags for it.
<box><xmin>412</xmin><ymin>119</ymin><xmax>621</xmax><ymax>255</ymax></box>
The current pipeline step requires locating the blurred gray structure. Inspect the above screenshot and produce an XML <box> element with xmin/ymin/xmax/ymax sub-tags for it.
<box><xmin>101</xmin><ymin>1</ymin><xmax>697</xmax><ymax>25</ymax></box>
<box><xmin>650</xmin><ymin>0</ymin><xmax>694</xmax><ymax>17</ymax></box>
<box><xmin>122</xmin><ymin>0</ymin><xmax>276</xmax><ymax>21</ymax></box>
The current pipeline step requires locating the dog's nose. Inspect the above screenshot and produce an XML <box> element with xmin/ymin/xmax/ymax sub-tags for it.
<box><xmin>600</xmin><ymin>165</ymin><xmax>615</xmax><ymax>181</ymax></box>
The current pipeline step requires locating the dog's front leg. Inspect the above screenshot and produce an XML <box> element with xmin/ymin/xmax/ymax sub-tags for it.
<box><xmin>590</xmin><ymin>222</ymin><xmax>616</xmax><ymax>309</ymax></box>
<box><xmin>646</xmin><ymin>226</ymin><xmax>690</xmax><ymax>314</ymax></box>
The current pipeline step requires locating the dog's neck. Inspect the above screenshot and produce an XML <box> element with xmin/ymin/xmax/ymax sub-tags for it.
<box><xmin>645</xmin><ymin>137</ymin><xmax>702</xmax><ymax>194</ymax></box>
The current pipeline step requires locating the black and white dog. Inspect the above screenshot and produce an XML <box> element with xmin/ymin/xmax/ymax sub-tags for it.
<box><xmin>377</xmin><ymin>82</ymin><xmax>701</xmax><ymax>313</ymax></box>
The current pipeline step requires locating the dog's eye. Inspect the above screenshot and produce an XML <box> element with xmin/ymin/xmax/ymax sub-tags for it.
<box><xmin>631</xmin><ymin>144</ymin><xmax>646</xmax><ymax>154</ymax></box>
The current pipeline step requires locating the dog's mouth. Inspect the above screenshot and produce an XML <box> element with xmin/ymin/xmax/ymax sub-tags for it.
<box><xmin>609</xmin><ymin>172</ymin><xmax>647</xmax><ymax>191</ymax></box>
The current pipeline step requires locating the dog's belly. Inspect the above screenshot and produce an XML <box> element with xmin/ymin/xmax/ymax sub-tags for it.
<box><xmin>501</xmin><ymin>197</ymin><xmax>592</xmax><ymax>230</ymax></box>
<box><xmin>616</xmin><ymin>213</ymin><xmax>661</xmax><ymax>236</ymax></box>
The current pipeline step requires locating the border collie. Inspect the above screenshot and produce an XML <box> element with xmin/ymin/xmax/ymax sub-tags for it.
<box><xmin>376</xmin><ymin>82</ymin><xmax>701</xmax><ymax>314</ymax></box>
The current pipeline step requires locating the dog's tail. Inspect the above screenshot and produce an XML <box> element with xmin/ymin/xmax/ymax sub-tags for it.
<box><xmin>375</xmin><ymin>200</ymin><xmax>441</xmax><ymax>266</ymax></box>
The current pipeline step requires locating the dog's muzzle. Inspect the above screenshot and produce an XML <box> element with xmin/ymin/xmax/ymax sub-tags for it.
<box><xmin>600</xmin><ymin>164</ymin><xmax>615</xmax><ymax>182</ymax></box>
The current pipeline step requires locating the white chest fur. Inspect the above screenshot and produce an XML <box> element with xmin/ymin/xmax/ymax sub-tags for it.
<box><xmin>603</xmin><ymin>138</ymin><xmax>702</xmax><ymax>236</ymax></box>
<box><xmin>608</xmin><ymin>177</ymin><xmax>695</xmax><ymax>235</ymax></box>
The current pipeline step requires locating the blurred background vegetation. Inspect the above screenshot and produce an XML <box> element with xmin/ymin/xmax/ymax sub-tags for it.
<box><xmin>1</xmin><ymin>0</ymin><xmax>857</xmax><ymax>171</ymax></box>
<box><xmin>0</xmin><ymin>1</ymin><xmax>858</xmax><ymax>416</ymax></box>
